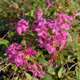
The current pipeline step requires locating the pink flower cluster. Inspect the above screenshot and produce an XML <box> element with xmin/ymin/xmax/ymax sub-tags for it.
<box><xmin>5</xmin><ymin>9</ymin><xmax>73</xmax><ymax>77</ymax></box>
<box><xmin>5</xmin><ymin>43</ymin><xmax>37</xmax><ymax>66</ymax></box>
<box><xmin>5</xmin><ymin>43</ymin><xmax>45</xmax><ymax>77</ymax></box>
<box><xmin>31</xmin><ymin>9</ymin><xmax>73</xmax><ymax>57</ymax></box>
<box><xmin>25</xmin><ymin>63</ymin><xmax>45</xmax><ymax>77</ymax></box>
<box><xmin>24</xmin><ymin>47</ymin><xmax>37</xmax><ymax>55</ymax></box>
<box><xmin>14</xmin><ymin>19</ymin><xmax>29</xmax><ymax>35</ymax></box>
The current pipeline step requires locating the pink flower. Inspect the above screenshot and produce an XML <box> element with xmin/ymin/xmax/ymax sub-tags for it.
<box><xmin>24</xmin><ymin>47</ymin><xmax>37</xmax><ymax>55</ymax></box>
<box><xmin>27</xmin><ymin>63</ymin><xmax>45</xmax><ymax>77</ymax></box>
<box><xmin>45</xmin><ymin>0</ymin><xmax>51</xmax><ymax>4</ymax></box>
<box><xmin>45</xmin><ymin>44</ymin><xmax>56</xmax><ymax>55</ymax></box>
<box><xmin>32</xmin><ymin>71</ymin><xmax>38</xmax><ymax>77</ymax></box>
<box><xmin>5</xmin><ymin>43</ymin><xmax>25</xmax><ymax>66</ymax></box>
<box><xmin>36</xmin><ymin>9</ymin><xmax>43</xmax><ymax>17</ymax></box>
<box><xmin>5</xmin><ymin>43</ymin><xmax>22</xmax><ymax>58</ymax></box>
<box><xmin>14</xmin><ymin>51</ymin><xmax>24</xmax><ymax>66</ymax></box>
<box><xmin>14</xmin><ymin>19</ymin><xmax>29</xmax><ymax>35</ymax></box>
<box><xmin>35</xmin><ymin>9</ymin><xmax>43</xmax><ymax>22</ymax></box>
<box><xmin>38</xmin><ymin>71</ymin><xmax>45</xmax><ymax>77</ymax></box>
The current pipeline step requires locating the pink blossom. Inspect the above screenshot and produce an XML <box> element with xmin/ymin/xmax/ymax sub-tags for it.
<box><xmin>5</xmin><ymin>43</ymin><xmax>22</xmax><ymax>58</ymax></box>
<box><xmin>14</xmin><ymin>19</ymin><xmax>29</xmax><ymax>35</ymax></box>
<box><xmin>38</xmin><ymin>70</ymin><xmax>45</xmax><ymax>77</ymax></box>
<box><xmin>36</xmin><ymin>9</ymin><xmax>43</xmax><ymax>17</ymax></box>
<box><xmin>45</xmin><ymin>0</ymin><xmax>51</xmax><ymax>4</ymax></box>
<box><xmin>24</xmin><ymin>47</ymin><xmax>37</xmax><ymax>55</ymax></box>
<box><xmin>14</xmin><ymin>51</ymin><xmax>24</xmax><ymax>66</ymax></box>
<box><xmin>45</xmin><ymin>44</ymin><xmax>56</xmax><ymax>55</ymax></box>
<box><xmin>33</xmin><ymin>10</ymin><xmax>73</xmax><ymax>56</ymax></box>
<box><xmin>27</xmin><ymin>63</ymin><xmax>45</xmax><ymax>77</ymax></box>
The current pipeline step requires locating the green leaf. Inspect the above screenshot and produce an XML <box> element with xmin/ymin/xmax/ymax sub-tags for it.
<box><xmin>67</xmin><ymin>71</ymin><xmax>74</xmax><ymax>76</ymax></box>
<box><xmin>21</xmin><ymin>40</ymin><xmax>26</xmax><ymax>46</ymax></box>
<box><xmin>68</xmin><ymin>54</ymin><xmax>73</xmax><ymax>61</ymax></box>
<box><xmin>75</xmin><ymin>66</ymin><xmax>79</xmax><ymax>79</ymax></box>
<box><xmin>71</xmin><ymin>42</ymin><xmax>77</xmax><ymax>51</ymax></box>
<box><xmin>34</xmin><ymin>51</ymin><xmax>42</xmax><ymax>57</ymax></box>
<box><xmin>0</xmin><ymin>39</ymin><xmax>9</xmax><ymax>47</ymax></box>
<box><xmin>15</xmin><ymin>76</ymin><xmax>18</xmax><ymax>80</ymax></box>
<box><xmin>74</xmin><ymin>34</ymin><xmax>79</xmax><ymax>40</ymax></box>
<box><xmin>44</xmin><ymin>74</ymin><xmax>53</xmax><ymax>80</ymax></box>
<box><xmin>47</xmin><ymin>63</ymin><xmax>55</xmax><ymax>75</ymax></box>
<box><xmin>8</xmin><ymin>31</ymin><xmax>15</xmax><ymax>38</ymax></box>
<box><xmin>38</xmin><ymin>57</ymin><xmax>47</xmax><ymax>66</ymax></box>
<box><xmin>60</xmin><ymin>49</ymin><xmax>68</xmax><ymax>56</ymax></box>
<box><xmin>71</xmin><ymin>19</ymin><xmax>79</xmax><ymax>25</ymax></box>
<box><xmin>58</xmin><ymin>67</ymin><xmax>64</xmax><ymax>78</ymax></box>
<box><xmin>25</xmin><ymin>73</ymin><xmax>32</xmax><ymax>80</ymax></box>
<box><xmin>32</xmin><ymin>77</ymin><xmax>39</xmax><ymax>80</ymax></box>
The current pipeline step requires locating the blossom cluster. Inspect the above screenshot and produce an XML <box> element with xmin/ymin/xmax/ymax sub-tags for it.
<box><xmin>31</xmin><ymin>9</ymin><xmax>73</xmax><ymax>61</ymax></box>
<box><xmin>5</xmin><ymin>9</ymin><xmax>73</xmax><ymax>77</ymax></box>
<box><xmin>24</xmin><ymin>63</ymin><xmax>45</xmax><ymax>77</ymax></box>
<box><xmin>5</xmin><ymin>43</ymin><xmax>37</xmax><ymax>66</ymax></box>
<box><xmin>14</xmin><ymin>19</ymin><xmax>29</xmax><ymax>35</ymax></box>
<box><xmin>5</xmin><ymin>43</ymin><xmax>45</xmax><ymax>77</ymax></box>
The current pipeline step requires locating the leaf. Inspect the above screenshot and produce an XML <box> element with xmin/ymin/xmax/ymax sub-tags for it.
<box><xmin>32</xmin><ymin>77</ymin><xmax>39</xmax><ymax>80</ymax></box>
<box><xmin>21</xmin><ymin>40</ymin><xmax>26</xmax><ymax>46</ymax></box>
<box><xmin>60</xmin><ymin>49</ymin><xmax>68</xmax><ymax>56</ymax></box>
<box><xmin>34</xmin><ymin>51</ymin><xmax>42</xmax><ymax>57</ymax></box>
<box><xmin>15</xmin><ymin>76</ymin><xmax>19</xmax><ymax>80</ymax></box>
<box><xmin>44</xmin><ymin>74</ymin><xmax>53</xmax><ymax>80</ymax></box>
<box><xmin>75</xmin><ymin>66</ymin><xmax>79</xmax><ymax>79</ymax></box>
<box><xmin>25</xmin><ymin>73</ymin><xmax>32</xmax><ymax>80</ymax></box>
<box><xmin>0</xmin><ymin>39</ymin><xmax>9</xmax><ymax>47</ymax></box>
<box><xmin>68</xmin><ymin>54</ymin><xmax>73</xmax><ymax>61</ymax></box>
<box><xmin>58</xmin><ymin>67</ymin><xmax>64</xmax><ymax>78</ymax></box>
<box><xmin>47</xmin><ymin>63</ymin><xmax>55</xmax><ymax>75</ymax></box>
<box><xmin>71</xmin><ymin>19</ymin><xmax>79</xmax><ymax>25</ymax></box>
<box><xmin>71</xmin><ymin>42</ymin><xmax>77</xmax><ymax>49</ymax></box>
<box><xmin>8</xmin><ymin>31</ymin><xmax>15</xmax><ymax>38</ymax></box>
<box><xmin>38</xmin><ymin>57</ymin><xmax>47</xmax><ymax>66</ymax></box>
<box><xmin>67</xmin><ymin>71</ymin><xmax>74</xmax><ymax>76</ymax></box>
<box><xmin>67</xmin><ymin>76</ymin><xmax>72</xmax><ymax>80</ymax></box>
<box><xmin>74</xmin><ymin>34</ymin><xmax>79</xmax><ymax>40</ymax></box>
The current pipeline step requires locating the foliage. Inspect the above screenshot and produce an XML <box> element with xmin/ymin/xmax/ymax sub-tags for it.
<box><xmin>0</xmin><ymin>0</ymin><xmax>80</xmax><ymax>80</ymax></box>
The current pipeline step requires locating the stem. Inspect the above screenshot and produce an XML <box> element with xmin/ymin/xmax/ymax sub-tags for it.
<box><xmin>78</xmin><ymin>62</ymin><xmax>80</xmax><ymax>80</ymax></box>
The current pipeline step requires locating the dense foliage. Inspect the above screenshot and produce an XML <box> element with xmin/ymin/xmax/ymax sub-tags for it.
<box><xmin>0</xmin><ymin>0</ymin><xmax>80</xmax><ymax>80</ymax></box>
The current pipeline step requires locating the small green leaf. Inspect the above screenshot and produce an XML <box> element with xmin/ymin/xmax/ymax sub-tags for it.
<box><xmin>60</xmin><ymin>49</ymin><xmax>68</xmax><ymax>56</ymax></box>
<box><xmin>34</xmin><ymin>51</ymin><xmax>42</xmax><ymax>57</ymax></box>
<box><xmin>71</xmin><ymin>19</ymin><xmax>79</xmax><ymax>25</ymax></box>
<box><xmin>47</xmin><ymin>63</ymin><xmax>55</xmax><ymax>75</ymax></box>
<box><xmin>25</xmin><ymin>73</ymin><xmax>32</xmax><ymax>80</ymax></box>
<box><xmin>58</xmin><ymin>67</ymin><xmax>64</xmax><ymax>78</ymax></box>
<box><xmin>68</xmin><ymin>54</ymin><xmax>73</xmax><ymax>61</ymax></box>
<box><xmin>67</xmin><ymin>71</ymin><xmax>74</xmax><ymax>76</ymax></box>
<box><xmin>21</xmin><ymin>40</ymin><xmax>26</xmax><ymax>46</ymax></box>
<box><xmin>71</xmin><ymin>42</ymin><xmax>78</xmax><ymax>51</ymax></box>
<box><xmin>15</xmin><ymin>76</ymin><xmax>18</xmax><ymax>80</ymax></box>
<box><xmin>1</xmin><ymin>39</ymin><xmax>9</xmax><ymax>47</ymax></box>
<box><xmin>38</xmin><ymin>57</ymin><xmax>47</xmax><ymax>66</ymax></box>
<box><xmin>32</xmin><ymin>77</ymin><xmax>39</xmax><ymax>80</ymax></box>
<box><xmin>44</xmin><ymin>74</ymin><xmax>53</xmax><ymax>80</ymax></box>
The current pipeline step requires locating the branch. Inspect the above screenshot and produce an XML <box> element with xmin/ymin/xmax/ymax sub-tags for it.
<box><xmin>0</xmin><ymin>63</ymin><xmax>11</xmax><ymax>72</ymax></box>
